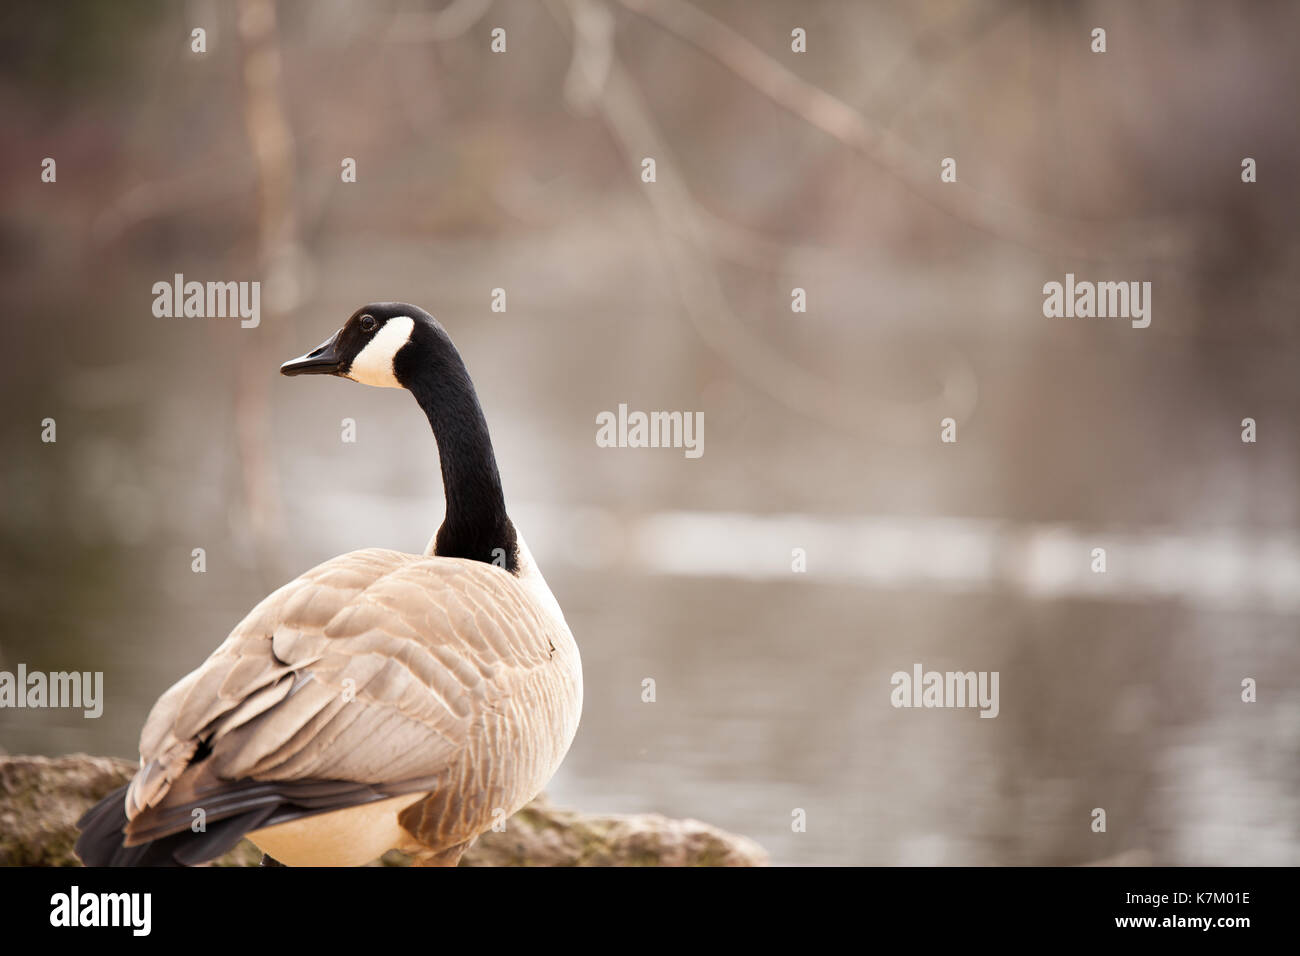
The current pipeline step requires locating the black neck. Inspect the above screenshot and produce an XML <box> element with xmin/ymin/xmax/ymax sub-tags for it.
<box><xmin>398</xmin><ymin>328</ymin><xmax>518</xmax><ymax>573</ymax></box>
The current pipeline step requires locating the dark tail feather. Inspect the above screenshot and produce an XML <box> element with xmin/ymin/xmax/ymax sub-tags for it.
<box><xmin>75</xmin><ymin>784</ymin><xmax>277</xmax><ymax>867</ymax></box>
<box><xmin>75</xmin><ymin>784</ymin><xmax>134</xmax><ymax>866</ymax></box>
<box><xmin>75</xmin><ymin>773</ymin><xmax>437</xmax><ymax>867</ymax></box>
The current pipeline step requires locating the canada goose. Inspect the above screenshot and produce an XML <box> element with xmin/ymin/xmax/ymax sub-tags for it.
<box><xmin>76</xmin><ymin>303</ymin><xmax>582</xmax><ymax>866</ymax></box>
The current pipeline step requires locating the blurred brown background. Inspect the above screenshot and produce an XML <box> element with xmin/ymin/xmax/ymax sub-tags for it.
<box><xmin>1</xmin><ymin>0</ymin><xmax>1298</xmax><ymax>865</ymax></box>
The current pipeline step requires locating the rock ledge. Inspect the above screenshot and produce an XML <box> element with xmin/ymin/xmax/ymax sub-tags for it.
<box><xmin>0</xmin><ymin>754</ymin><xmax>767</xmax><ymax>867</ymax></box>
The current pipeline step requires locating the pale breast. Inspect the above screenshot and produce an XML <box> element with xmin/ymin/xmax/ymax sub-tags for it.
<box><xmin>247</xmin><ymin>793</ymin><xmax>426</xmax><ymax>867</ymax></box>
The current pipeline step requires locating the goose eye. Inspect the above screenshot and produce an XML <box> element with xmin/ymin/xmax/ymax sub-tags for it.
<box><xmin>359</xmin><ymin>314</ymin><xmax>377</xmax><ymax>332</ymax></box>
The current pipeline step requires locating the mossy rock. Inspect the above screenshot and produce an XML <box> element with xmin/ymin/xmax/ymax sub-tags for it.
<box><xmin>0</xmin><ymin>754</ymin><xmax>767</xmax><ymax>867</ymax></box>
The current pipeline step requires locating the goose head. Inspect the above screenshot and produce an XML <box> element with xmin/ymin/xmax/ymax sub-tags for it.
<box><xmin>280</xmin><ymin>302</ymin><xmax>444</xmax><ymax>389</ymax></box>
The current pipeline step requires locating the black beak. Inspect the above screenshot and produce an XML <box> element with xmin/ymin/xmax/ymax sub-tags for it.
<box><xmin>280</xmin><ymin>330</ymin><xmax>345</xmax><ymax>376</ymax></box>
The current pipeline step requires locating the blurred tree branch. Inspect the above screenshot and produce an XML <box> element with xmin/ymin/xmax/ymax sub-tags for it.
<box><xmin>616</xmin><ymin>0</ymin><xmax>1197</xmax><ymax>264</ymax></box>
<box><xmin>235</xmin><ymin>0</ymin><xmax>302</xmax><ymax>582</ymax></box>
<box><xmin>387</xmin><ymin>0</ymin><xmax>495</xmax><ymax>43</ymax></box>
<box><xmin>549</xmin><ymin>0</ymin><xmax>977</xmax><ymax>439</ymax></box>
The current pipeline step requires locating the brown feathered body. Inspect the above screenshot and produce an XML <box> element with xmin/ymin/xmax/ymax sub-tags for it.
<box><xmin>80</xmin><ymin>541</ymin><xmax>581</xmax><ymax>866</ymax></box>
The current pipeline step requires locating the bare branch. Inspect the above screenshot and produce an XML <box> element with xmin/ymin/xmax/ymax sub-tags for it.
<box><xmin>616</xmin><ymin>0</ymin><xmax>1197</xmax><ymax>263</ymax></box>
<box><xmin>387</xmin><ymin>0</ymin><xmax>495</xmax><ymax>43</ymax></box>
<box><xmin>552</xmin><ymin>1</ymin><xmax>976</xmax><ymax>437</ymax></box>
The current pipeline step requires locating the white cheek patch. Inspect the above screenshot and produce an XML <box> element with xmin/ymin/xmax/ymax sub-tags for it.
<box><xmin>347</xmin><ymin>315</ymin><xmax>414</xmax><ymax>388</ymax></box>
